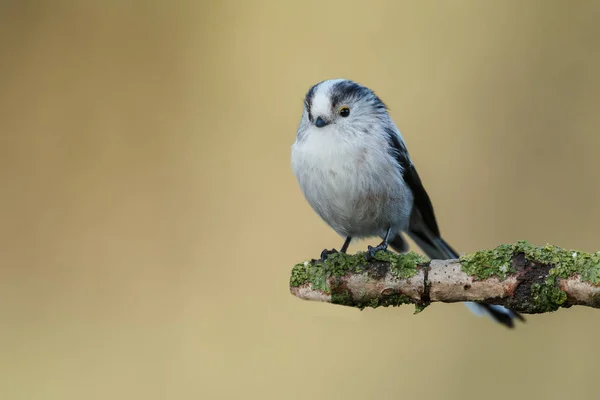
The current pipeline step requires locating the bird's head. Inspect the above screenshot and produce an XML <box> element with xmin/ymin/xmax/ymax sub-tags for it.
<box><xmin>302</xmin><ymin>79</ymin><xmax>388</xmax><ymax>133</ymax></box>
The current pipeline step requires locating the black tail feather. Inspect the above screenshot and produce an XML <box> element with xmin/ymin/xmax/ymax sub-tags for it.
<box><xmin>480</xmin><ymin>304</ymin><xmax>525</xmax><ymax>328</ymax></box>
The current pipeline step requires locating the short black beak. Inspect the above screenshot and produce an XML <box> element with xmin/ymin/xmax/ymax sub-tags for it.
<box><xmin>315</xmin><ymin>116</ymin><xmax>327</xmax><ymax>128</ymax></box>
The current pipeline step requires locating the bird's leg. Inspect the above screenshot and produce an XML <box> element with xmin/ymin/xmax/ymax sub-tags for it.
<box><xmin>320</xmin><ymin>236</ymin><xmax>352</xmax><ymax>261</ymax></box>
<box><xmin>340</xmin><ymin>236</ymin><xmax>352</xmax><ymax>253</ymax></box>
<box><xmin>366</xmin><ymin>228</ymin><xmax>392</xmax><ymax>260</ymax></box>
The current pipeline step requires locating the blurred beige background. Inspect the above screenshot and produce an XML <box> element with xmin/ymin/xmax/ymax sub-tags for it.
<box><xmin>1</xmin><ymin>1</ymin><xmax>600</xmax><ymax>399</ymax></box>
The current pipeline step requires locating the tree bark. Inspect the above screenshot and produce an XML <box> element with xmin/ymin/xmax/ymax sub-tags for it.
<box><xmin>289</xmin><ymin>242</ymin><xmax>600</xmax><ymax>314</ymax></box>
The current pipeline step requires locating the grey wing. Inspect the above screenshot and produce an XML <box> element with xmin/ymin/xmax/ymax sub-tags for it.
<box><xmin>383</xmin><ymin>127</ymin><xmax>457</xmax><ymax>259</ymax></box>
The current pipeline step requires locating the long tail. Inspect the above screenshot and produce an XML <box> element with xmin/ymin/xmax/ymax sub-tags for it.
<box><xmin>389</xmin><ymin>228</ymin><xmax>525</xmax><ymax>328</ymax></box>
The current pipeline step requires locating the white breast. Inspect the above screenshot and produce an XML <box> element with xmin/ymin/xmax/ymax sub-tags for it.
<box><xmin>291</xmin><ymin>128</ymin><xmax>413</xmax><ymax>238</ymax></box>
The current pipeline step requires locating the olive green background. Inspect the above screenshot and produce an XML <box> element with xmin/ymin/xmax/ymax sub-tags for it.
<box><xmin>1</xmin><ymin>1</ymin><xmax>600</xmax><ymax>399</ymax></box>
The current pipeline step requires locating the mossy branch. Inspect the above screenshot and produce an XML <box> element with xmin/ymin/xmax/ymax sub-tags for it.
<box><xmin>289</xmin><ymin>241</ymin><xmax>600</xmax><ymax>314</ymax></box>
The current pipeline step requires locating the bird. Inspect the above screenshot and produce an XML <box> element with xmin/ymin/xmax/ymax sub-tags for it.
<box><xmin>291</xmin><ymin>78</ymin><xmax>524</xmax><ymax>328</ymax></box>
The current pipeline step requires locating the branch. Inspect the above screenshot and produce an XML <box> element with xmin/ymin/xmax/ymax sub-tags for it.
<box><xmin>289</xmin><ymin>241</ymin><xmax>600</xmax><ymax>314</ymax></box>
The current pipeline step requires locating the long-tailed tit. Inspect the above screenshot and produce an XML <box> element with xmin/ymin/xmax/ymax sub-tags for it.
<box><xmin>291</xmin><ymin>79</ymin><xmax>524</xmax><ymax>328</ymax></box>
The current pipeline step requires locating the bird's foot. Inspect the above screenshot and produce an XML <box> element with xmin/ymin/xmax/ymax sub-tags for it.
<box><xmin>366</xmin><ymin>242</ymin><xmax>389</xmax><ymax>261</ymax></box>
<box><xmin>320</xmin><ymin>248</ymin><xmax>338</xmax><ymax>261</ymax></box>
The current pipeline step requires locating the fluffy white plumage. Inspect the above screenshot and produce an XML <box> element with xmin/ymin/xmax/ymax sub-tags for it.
<box><xmin>291</xmin><ymin>88</ymin><xmax>412</xmax><ymax>239</ymax></box>
<box><xmin>291</xmin><ymin>78</ymin><xmax>523</xmax><ymax>328</ymax></box>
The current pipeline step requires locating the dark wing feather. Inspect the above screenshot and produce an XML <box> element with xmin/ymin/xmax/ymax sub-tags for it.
<box><xmin>384</xmin><ymin>127</ymin><xmax>440</xmax><ymax>238</ymax></box>
<box><xmin>403</xmin><ymin>163</ymin><xmax>441</xmax><ymax>237</ymax></box>
<box><xmin>385</xmin><ymin>127</ymin><xmax>524</xmax><ymax>327</ymax></box>
<box><xmin>385</xmin><ymin>127</ymin><xmax>458</xmax><ymax>259</ymax></box>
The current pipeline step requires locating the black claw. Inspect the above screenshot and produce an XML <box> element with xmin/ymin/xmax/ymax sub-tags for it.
<box><xmin>365</xmin><ymin>242</ymin><xmax>389</xmax><ymax>261</ymax></box>
<box><xmin>320</xmin><ymin>248</ymin><xmax>338</xmax><ymax>261</ymax></box>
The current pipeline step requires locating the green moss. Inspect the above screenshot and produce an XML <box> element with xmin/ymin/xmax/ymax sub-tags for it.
<box><xmin>460</xmin><ymin>240</ymin><xmax>600</xmax><ymax>283</ymax></box>
<box><xmin>290</xmin><ymin>262</ymin><xmax>310</xmax><ymax>287</ymax></box>
<box><xmin>290</xmin><ymin>250</ymin><xmax>426</xmax><ymax>294</ymax></box>
<box><xmin>289</xmin><ymin>260</ymin><xmax>329</xmax><ymax>293</ymax></box>
<box><xmin>413</xmin><ymin>303</ymin><xmax>428</xmax><ymax>314</ymax></box>
<box><xmin>530</xmin><ymin>277</ymin><xmax>567</xmax><ymax>312</ymax></box>
<box><xmin>357</xmin><ymin>293</ymin><xmax>413</xmax><ymax>310</ymax></box>
<box><xmin>293</xmin><ymin>241</ymin><xmax>600</xmax><ymax>313</ymax></box>
<box><xmin>322</xmin><ymin>252</ymin><xmax>366</xmax><ymax>277</ymax></box>
<box><xmin>331</xmin><ymin>288</ymin><xmax>353</xmax><ymax>305</ymax></box>
<box><xmin>331</xmin><ymin>289</ymin><xmax>414</xmax><ymax>310</ymax></box>
<box><xmin>377</xmin><ymin>293</ymin><xmax>413</xmax><ymax>307</ymax></box>
<box><xmin>289</xmin><ymin>252</ymin><xmax>367</xmax><ymax>294</ymax></box>
<box><xmin>372</xmin><ymin>250</ymin><xmax>426</xmax><ymax>279</ymax></box>
<box><xmin>459</xmin><ymin>243</ymin><xmax>516</xmax><ymax>279</ymax></box>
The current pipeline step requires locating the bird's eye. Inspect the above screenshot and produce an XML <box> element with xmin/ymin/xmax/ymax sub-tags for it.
<box><xmin>339</xmin><ymin>106</ymin><xmax>350</xmax><ymax>117</ymax></box>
